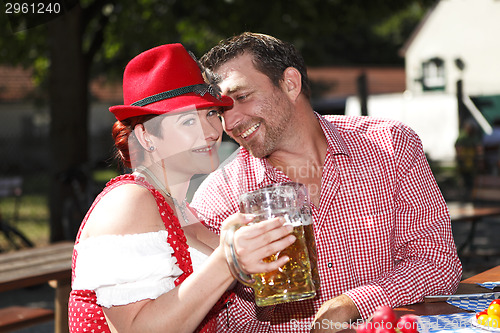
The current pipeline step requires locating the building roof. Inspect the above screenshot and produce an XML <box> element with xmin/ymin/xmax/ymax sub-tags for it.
<box><xmin>0</xmin><ymin>66</ymin><xmax>122</xmax><ymax>103</ymax></box>
<box><xmin>1</xmin><ymin>65</ymin><xmax>405</xmax><ymax>103</ymax></box>
<box><xmin>308</xmin><ymin>66</ymin><xmax>406</xmax><ymax>98</ymax></box>
<box><xmin>0</xmin><ymin>66</ymin><xmax>36</xmax><ymax>102</ymax></box>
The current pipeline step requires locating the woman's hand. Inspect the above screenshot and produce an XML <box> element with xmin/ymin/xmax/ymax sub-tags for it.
<box><xmin>220</xmin><ymin>213</ymin><xmax>296</xmax><ymax>275</ymax></box>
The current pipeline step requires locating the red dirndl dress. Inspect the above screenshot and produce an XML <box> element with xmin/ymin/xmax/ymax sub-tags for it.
<box><xmin>68</xmin><ymin>174</ymin><xmax>232</xmax><ymax>332</ymax></box>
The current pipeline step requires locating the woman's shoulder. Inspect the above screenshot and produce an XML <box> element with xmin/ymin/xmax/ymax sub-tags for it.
<box><xmin>83</xmin><ymin>179</ymin><xmax>164</xmax><ymax>238</ymax></box>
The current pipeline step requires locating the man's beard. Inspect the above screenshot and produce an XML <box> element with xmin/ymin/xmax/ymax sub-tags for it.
<box><xmin>235</xmin><ymin>92</ymin><xmax>293</xmax><ymax>159</ymax></box>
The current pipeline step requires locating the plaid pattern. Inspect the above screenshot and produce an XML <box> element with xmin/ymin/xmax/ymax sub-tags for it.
<box><xmin>192</xmin><ymin>114</ymin><xmax>462</xmax><ymax>332</ymax></box>
<box><xmin>447</xmin><ymin>293</ymin><xmax>500</xmax><ymax>312</ymax></box>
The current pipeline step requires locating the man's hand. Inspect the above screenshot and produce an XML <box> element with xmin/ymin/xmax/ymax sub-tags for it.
<box><xmin>311</xmin><ymin>294</ymin><xmax>361</xmax><ymax>332</ymax></box>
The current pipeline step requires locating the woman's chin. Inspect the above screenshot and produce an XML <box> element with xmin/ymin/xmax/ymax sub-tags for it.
<box><xmin>193</xmin><ymin>156</ymin><xmax>220</xmax><ymax>175</ymax></box>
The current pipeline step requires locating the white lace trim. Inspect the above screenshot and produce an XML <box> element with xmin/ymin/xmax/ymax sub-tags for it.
<box><xmin>72</xmin><ymin>230</ymin><xmax>183</xmax><ymax>307</ymax></box>
<box><xmin>189</xmin><ymin>246</ymin><xmax>209</xmax><ymax>271</ymax></box>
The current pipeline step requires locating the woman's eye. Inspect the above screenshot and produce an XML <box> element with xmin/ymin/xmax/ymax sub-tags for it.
<box><xmin>182</xmin><ymin>118</ymin><xmax>196</xmax><ymax>126</ymax></box>
<box><xmin>236</xmin><ymin>94</ymin><xmax>247</xmax><ymax>101</ymax></box>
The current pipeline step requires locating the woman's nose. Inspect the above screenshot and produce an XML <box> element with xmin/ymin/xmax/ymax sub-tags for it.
<box><xmin>202</xmin><ymin>117</ymin><xmax>222</xmax><ymax>142</ymax></box>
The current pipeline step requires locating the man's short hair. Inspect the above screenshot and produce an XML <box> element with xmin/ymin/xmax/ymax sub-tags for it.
<box><xmin>201</xmin><ymin>32</ymin><xmax>311</xmax><ymax>100</ymax></box>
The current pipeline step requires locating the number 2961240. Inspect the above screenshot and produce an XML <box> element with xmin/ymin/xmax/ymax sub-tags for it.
<box><xmin>5</xmin><ymin>2</ymin><xmax>61</xmax><ymax>15</ymax></box>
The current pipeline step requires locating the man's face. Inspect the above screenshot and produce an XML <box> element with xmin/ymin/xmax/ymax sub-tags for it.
<box><xmin>215</xmin><ymin>53</ymin><xmax>293</xmax><ymax>158</ymax></box>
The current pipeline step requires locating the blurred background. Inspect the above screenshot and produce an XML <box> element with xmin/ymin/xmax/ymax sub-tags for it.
<box><xmin>0</xmin><ymin>0</ymin><xmax>499</xmax><ymax>330</ymax></box>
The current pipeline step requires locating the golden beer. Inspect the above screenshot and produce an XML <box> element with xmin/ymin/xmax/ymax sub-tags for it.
<box><xmin>303</xmin><ymin>223</ymin><xmax>320</xmax><ymax>290</ymax></box>
<box><xmin>251</xmin><ymin>223</ymin><xmax>315</xmax><ymax>306</ymax></box>
<box><xmin>232</xmin><ymin>183</ymin><xmax>319</xmax><ymax>307</ymax></box>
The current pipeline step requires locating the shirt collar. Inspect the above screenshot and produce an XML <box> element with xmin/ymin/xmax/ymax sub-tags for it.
<box><xmin>315</xmin><ymin>112</ymin><xmax>350</xmax><ymax>157</ymax></box>
<box><xmin>243</xmin><ymin>112</ymin><xmax>350</xmax><ymax>184</ymax></box>
<box><xmin>259</xmin><ymin>158</ymin><xmax>289</xmax><ymax>184</ymax></box>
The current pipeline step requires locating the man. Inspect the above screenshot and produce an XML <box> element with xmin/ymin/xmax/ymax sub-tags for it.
<box><xmin>191</xmin><ymin>32</ymin><xmax>462</xmax><ymax>332</ymax></box>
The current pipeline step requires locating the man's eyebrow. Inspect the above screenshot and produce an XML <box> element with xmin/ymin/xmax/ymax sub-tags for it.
<box><xmin>225</xmin><ymin>84</ymin><xmax>244</xmax><ymax>95</ymax></box>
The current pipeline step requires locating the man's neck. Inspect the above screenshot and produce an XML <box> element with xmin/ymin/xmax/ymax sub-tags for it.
<box><xmin>267</xmin><ymin>111</ymin><xmax>327</xmax><ymax>206</ymax></box>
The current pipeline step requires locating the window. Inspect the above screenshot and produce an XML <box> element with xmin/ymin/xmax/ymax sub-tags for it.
<box><xmin>421</xmin><ymin>57</ymin><xmax>445</xmax><ymax>91</ymax></box>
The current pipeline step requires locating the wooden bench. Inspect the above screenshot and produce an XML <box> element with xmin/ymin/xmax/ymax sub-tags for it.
<box><xmin>0</xmin><ymin>242</ymin><xmax>73</xmax><ymax>333</ymax></box>
<box><xmin>0</xmin><ymin>306</ymin><xmax>54</xmax><ymax>332</ymax></box>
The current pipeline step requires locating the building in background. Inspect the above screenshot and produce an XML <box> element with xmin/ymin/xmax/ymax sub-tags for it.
<box><xmin>348</xmin><ymin>0</ymin><xmax>500</xmax><ymax>163</ymax></box>
<box><xmin>401</xmin><ymin>0</ymin><xmax>500</xmax><ymax>100</ymax></box>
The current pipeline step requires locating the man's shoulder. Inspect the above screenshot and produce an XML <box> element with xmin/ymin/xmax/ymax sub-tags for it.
<box><xmin>322</xmin><ymin>114</ymin><xmax>417</xmax><ymax>138</ymax></box>
<box><xmin>210</xmin><ymin>147</ymin><xmax>254</xmax><ymax>177</ymax></box>
<box><xmin>194</xmin><ymin>148</ymin><xmax>253</xmax><ymax>194</ymax></box>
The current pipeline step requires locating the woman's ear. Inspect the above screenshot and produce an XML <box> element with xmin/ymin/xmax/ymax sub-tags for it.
<box><xmin>133</xmin><ymin>124</ymin><xmax>154</xmax><ymax>152</ymax></box>
<box><xmin>282</xmin><ymin>67</ymin><xmax>302</xmax><ymax>102</ymax></box>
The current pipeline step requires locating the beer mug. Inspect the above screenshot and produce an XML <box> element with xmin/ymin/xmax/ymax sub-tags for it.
<box><xmin>268</xmin><ymin>182</ymin><xmax>320</xmax><ymax>291</ymax></box>
<box><xmin>224</xmin><ymin>183</ymin><xmax>319</xmax><ymax>307</ymax></box>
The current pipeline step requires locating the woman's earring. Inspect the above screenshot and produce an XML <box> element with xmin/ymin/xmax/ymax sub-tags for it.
<box><xmin>149</xmin><ymin>146</ymin><xmax>156</xmax><ymax>151</ymax></box>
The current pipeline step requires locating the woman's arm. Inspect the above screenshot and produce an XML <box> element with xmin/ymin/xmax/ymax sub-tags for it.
<box><xmin>85</xmin><ymin>185</ymin><xmax>294</xmax><ymax>333</ymax></box>
<box><xmin>104</xmin><ymin>215</ymin><xmax>294</xmax><ymax>333</ymax></box>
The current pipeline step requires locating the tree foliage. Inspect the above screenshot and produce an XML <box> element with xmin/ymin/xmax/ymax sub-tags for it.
<box><xmin>1</xmin><ymin>0</ymin><xmax>437</xmax><ymax>80</ymax></box>
<box><xmin>0</xmin><ymin>0</ymin><xmax>437</xmax><ymax>241</ymax></box>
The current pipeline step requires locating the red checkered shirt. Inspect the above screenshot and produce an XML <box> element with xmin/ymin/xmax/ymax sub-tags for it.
<box><xmin>191</xmin><ymin>114</ymin><xmax>462</xmax><ymax>332</ymax></box>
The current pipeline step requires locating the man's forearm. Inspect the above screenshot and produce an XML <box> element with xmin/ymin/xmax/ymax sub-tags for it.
<box><xmin>311</xmin><ymin>294</ymin><xmax>361</xmax><ymax>332</ymax></box>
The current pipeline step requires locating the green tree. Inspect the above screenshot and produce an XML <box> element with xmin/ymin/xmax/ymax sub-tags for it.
<box><xmin>0</xmin><ymin>0</ymin><xmax>436</xmax><ymax>242</ymax></box>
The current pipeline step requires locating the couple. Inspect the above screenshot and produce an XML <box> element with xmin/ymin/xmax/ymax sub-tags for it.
<box><xmin>69</xmin><ymin>33</ymin><xmax>462</xmax><ymax>333</ymax></box>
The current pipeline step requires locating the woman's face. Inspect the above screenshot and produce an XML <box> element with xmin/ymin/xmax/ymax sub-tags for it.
<box><xmin>146</xmin><ymin>107</ymin><xmax>224</xmax><ymax>176</ymax></box>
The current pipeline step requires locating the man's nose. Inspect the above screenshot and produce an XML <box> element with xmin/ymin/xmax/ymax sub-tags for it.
<box><xmin>221</xmin><ymin>107</ymin><xmax>242</xmax><ymax>133</ymax></box>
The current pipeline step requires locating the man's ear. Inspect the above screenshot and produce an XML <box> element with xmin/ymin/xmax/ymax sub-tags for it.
<box><xmin>282</xmin><ymin>67</ymin><xmax>302</xmax><ymax>102</ymax></box>
<box><xmin>133</xmin><ymin>124</ymin><xmax>153</xmax><ymax>151</ymax></box>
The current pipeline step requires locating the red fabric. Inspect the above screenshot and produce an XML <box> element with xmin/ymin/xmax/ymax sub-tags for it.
<box><xmin>109</xmin><ymin>44</ymin><xmax>232</xmax><ymax>121</ymax></box>
<box><xmin>69</xmin><ymin>174</ymin><xmax>226</xmax><ymax>332</ymax></box>
<box><xmin>191</xmin><ymin>114</ymin><xmax>462</xmax><ymax>332</ymax></box>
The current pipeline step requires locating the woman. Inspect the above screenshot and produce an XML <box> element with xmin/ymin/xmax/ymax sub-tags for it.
<box><xmin>68</xmin><ymin>44</ymin><xmax>295</xmax><ymax>333</ymax></box>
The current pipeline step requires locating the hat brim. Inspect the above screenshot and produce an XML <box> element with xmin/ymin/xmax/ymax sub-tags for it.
<box><xmin>110</xmin><ymin>93</ymin><xmax>233</xmax><ymax>121</ymax></box>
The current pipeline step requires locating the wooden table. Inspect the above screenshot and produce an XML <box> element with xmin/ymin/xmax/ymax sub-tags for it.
<box><xmin>393</xmin><ymin>265</ymin><xmax>500</xmax><ymax>318</ymax></box>
<box><xmin>449</xmin><ymin>203</ymin><xmax>500</xmax><ymax>223</ymax></box>
<box><xmin>338</xmin><ymin>265</ymin><xmax>500</xmax><ymax>333</ymax></box>
<box><xmin>462</xmin><ymin>264</ymin><xmax>500</xmax><ymax>284</ymax></box>
<box><xmin>0</xmin><ymin>242</ymin><xmax>74</xmax><ymax>333</ymax></box>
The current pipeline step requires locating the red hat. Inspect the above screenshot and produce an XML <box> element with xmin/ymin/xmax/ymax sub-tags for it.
<box><xmin>109</xmin><ymin>43</ymin><xmax>233</xmax><ymax>121</ymax></box>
